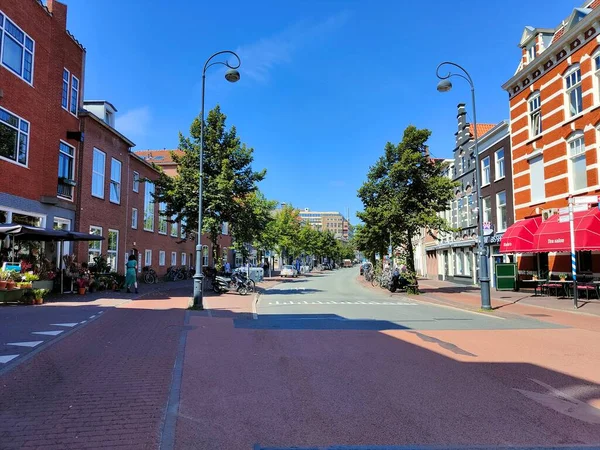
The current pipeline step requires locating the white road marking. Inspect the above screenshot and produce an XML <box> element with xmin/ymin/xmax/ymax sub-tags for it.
<box><xmin>80</xmin><ymin>320</ymin><xmax>87</xmax><ymax>324</ymax></box>
<box><xmin>267</xmin><ymin>300</ymin><xmax>417</xmax><ymax>306</ymax></box>
<box><xmin>6</xmin><ymin>341</ymin><xmax>43</xmax><ymax>348</ymax></box>
<box><xmin>97</xmin><ymin>311</ymin><xmax>104</xmax><ymax>314</ymax></box>
<box><xmin>0</xmin><ymin>355</ymin><xmax>19</xmax><ymax>364</ymax></box>
<box><xmin>32</xmin><ymin>330</ymin><xmax>63</xmax><ymax>336</ymax></box>
<box><xmin>89</xmin><ymin>315</ymin><xmax>97</xmax><ymax>319</ymax></box>
<box><xmin>50</xmin><ymin>323</ymin><xmax>78</xmax><ymax>328</ymax></box>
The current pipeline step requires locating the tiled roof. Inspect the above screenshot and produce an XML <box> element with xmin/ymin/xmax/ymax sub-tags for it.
<box><xmin>469</xmin><ymin>124</ymin><xmax>496</xmax><ymax>138</ymax></box>
<box><xmin>135</xmin><ymin>149</ymin><xmax>183</xmax><ymax>164</ymax></box>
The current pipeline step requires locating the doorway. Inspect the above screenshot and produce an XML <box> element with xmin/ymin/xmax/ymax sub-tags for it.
<box><xmin>443</xmin><ymin>250</ymin><xmax>449</xmax><ymax>278</ymax></box>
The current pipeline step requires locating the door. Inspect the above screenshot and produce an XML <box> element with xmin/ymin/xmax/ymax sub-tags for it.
<box><xmin>538</xmin><ymin>252</ymin><xmax>549</xmax><ymax>278</ymax></box>
<box><xmin>443</xmin><ymin>250</ymin><xmax>449</xmax><ymax>278</ymax></box>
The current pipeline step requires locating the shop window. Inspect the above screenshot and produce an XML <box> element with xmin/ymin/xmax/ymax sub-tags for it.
<box><xmin>578</xmin><ymin>251</ymin><xmax>592</xmax><ymax>273</ymax></box>
<box><xmin>88</xmin><ymin>226</ymin><xmax>102</xmax><ymax>263</ymax></box>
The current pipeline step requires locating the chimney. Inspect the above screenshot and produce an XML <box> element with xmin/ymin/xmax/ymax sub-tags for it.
<box><xmin>47</xmin><ymin>0</ymin><xmax>68</xmax><ymax>29</ymax></box>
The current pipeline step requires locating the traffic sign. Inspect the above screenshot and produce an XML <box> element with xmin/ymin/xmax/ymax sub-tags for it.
<box><xmin>572</xmin><ymin>195</ymin><xmax>599</xmax><ymax>205</ymax></box>
<box><xmin>559</xmin><ymin>215</ymin><xmax>570</xmax><ymax>223</ymax></box>
<box><xmin>559</xmin><ymin>207</ymin><xmax>570</xmax><ymax>215</ymax></box>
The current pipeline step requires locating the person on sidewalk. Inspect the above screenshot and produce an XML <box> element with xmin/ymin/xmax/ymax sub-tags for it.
<box><xmin>224</xmin><ymin>261</ymin><xmax>231</xmax><ymax>275</ymax></box>
<box><xmin>125</xmin><ymin>254</ymin><xmax>138</xmax><ymax>294</ymax></box>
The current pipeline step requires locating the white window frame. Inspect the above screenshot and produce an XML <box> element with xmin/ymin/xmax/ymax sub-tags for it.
<box><xmin>181</xmin><ymin>252</ymin><xmax>187</xmax><ymax>266</ymax></box>
<box><xmin>132</xmin><ymin>171</ymin><xmax>140</xmax><ymax>193</ymax></box>
<box><xmin>481</xmin><ymin>156</ymin><xmax>490</xmax><ymax>185</ymax></box>
<box><xmin>171</xmin><ymin>251</ymin><xmax>177</xmax><ymax>266</ymax></box>
<box><xmin>595</xmin><ymin>53</ymin><xmax>600</xmax><ymax>105</ymax></box>
<box><xmin>0</xmin><ymin>106</ymin><xmax>30</xmax><ymax>167</ymax></box>
<box><xmin>70</xmin><ymin>75</ymin><xmax>79</xmax><ymax>116</ymax></box>
<box><xmin>158</xmin><ymin>202</ymin><xmax>167</xmax><ymax>235</ymax></box>
<box><xmin>0</xmin><ymin>13</ymin><xmax>35</xmax><ymax>85</ymax></box>
<box><xmin>131</xmin><ymin>208</ymin><xmax>138</xmax><ymax>229</ymax></box>
<box><xmin>57</xmin><ymin>140</ymin><xmax>75</xmax><ymax>200</ymax></box>
<box><xmin>107</xmin><ymin>229</ymin><xmax>119</xmax><ymax>272</ymax></box>
<box><xmin>496</xmin><ymin>191</ymin><xmax>507</xmax><ymax>232</ymax></box>
<box><xmin>565</xmin><ymin>65</ymin><xmax>583</xmax><ymax>117</ymax></box>
<box><xmin>91</xmin><ymin>148</ymin><xmax>106</xmax><ymax>199</ymax></box>
<box><xmin>495</xmin><ymin>149</ymin><xmax>505</xmax><ymax>180</ymax></box>
<box><xmin>221</xmin><ymin>222</ymin><xmax>229</xmax><ymax>235</ymax></box>
<box><xmin>528</xmin><ymin>92</ymin><xmax>542</xmax><ymax>138</ymax></box>
<box><xmin>61</xmin><ymin>68</ymin><xmax>70</xmax><ymax>110</ymax></box>
<box><xmin>159</xmin><ymin>250</ymin><xmax>166</xmax><ymax>266</ymax></box>
<box><xmin>143</xmin><ymin>181</ymin><xmax>155</xmax><ymax>231</ymax></box>
<box><xmin>529</xmin><ymin>154</ymin><xmax>545</xmax><ymax>203</ymax></box>
<box><xmin>144</xmin><ymin>249</ymin><xmax>152</xmax><ymax>267</ymax></box>
<box><xmin>109</xmin><ymin>158</ymin><xmax>122</xmax><ymax>204</ymax></box>
<box><xmin>53</xmin><ymin>217</ymin><xmax>72</xmax><ymax>261</ymax></box>
<box><xmin>482</xmin><ymin>196</ymin><xmax>492</xmax><ymax>224</ymax></box>
<box><xmin>181</xmin><ymin>219</ymin><xmax>187</xmax><ymax>239</ymax></box>
<box><xmin>88</xmin><ymin>226</ymin><xmax>102</xmax><ymax>264</ymax></box>
<box><xmin>170</xmin><ymin>215</ymin><xmax>178</xmax><ymax>237</ymax></box>
<box><xmin>568</xmin><ymin>132</ymin><xmax>587</xmax><ymax>193</ymax></box>
<box><xmin>202</xmin><ymin>245</ymin><xmax>209</xmax><ymax>267</ymax></box>
<box><xmin>527</xmin><ymin>42</ymin><xmax>536</xmax><ymax>62</ymax></box>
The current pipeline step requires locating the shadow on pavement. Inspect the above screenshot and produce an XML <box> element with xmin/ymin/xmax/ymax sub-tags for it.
<box><xmin>234</xmin><ymin>313</ymin><xmax>410</xmax><ymax>330</ymax></box>
<box><xmin>262</xmin><ymin>288</ymin><xmax>324</xmax><ymax>296</ymax></box>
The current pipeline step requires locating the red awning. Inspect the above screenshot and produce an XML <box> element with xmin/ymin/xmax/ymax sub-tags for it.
<box><xmin>499</xmin><ymin>217</ymin><xmax>542</xmax><ymax>253</ymax></box>
<box><xmin>533</xmin><ymin>207</ymin><xmax>600</xmax><ymax>252</ymax></box>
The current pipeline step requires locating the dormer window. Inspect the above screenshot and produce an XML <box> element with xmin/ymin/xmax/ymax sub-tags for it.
<box><xmin>527</xmin><ymin>42</ymin><xmax>537</xmax><ymax>62</ymax></box>
<box><xmin>105</xmin><ymin>110</ymin><xmax>113</xmax><ymax>126</ymax></box>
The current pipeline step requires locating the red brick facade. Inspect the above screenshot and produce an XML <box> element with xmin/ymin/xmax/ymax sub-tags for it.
<box><xmin>0</xmin><ymin>0</ymin><xmax>84</xmax><ymax>217</ymax></box>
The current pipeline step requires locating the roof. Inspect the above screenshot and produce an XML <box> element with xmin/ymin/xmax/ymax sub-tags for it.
<box><xmin>469</xmin><ymin>123</ymin><xmax>496</xmax><ymax>138</ymax></box>
<box><xmin>135</xmin><ymin>149</ymin><xmax>183</xmax><ymax>164</ymax></box>
<box><xmin>79</xmin><ymin>110</ymin><xmax>135</xmax><ymax>147</ymax></box>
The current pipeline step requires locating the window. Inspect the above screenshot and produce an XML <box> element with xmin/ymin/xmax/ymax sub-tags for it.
<box><xmin>529</xmin><ymin>92</ymin><xmax>542</xmax><ymax>137</ymax></box>
<box><xmin>110</xmin><ymin>158</ymin><xmax>122</xmax><ymax>204</ymax></box>
<box><xmin>57</xmin><ymin>141</ymin><xmax>75</xmax><ymax>199</ymax></box>
<box><xmin>578</xmin><ymin>251</ymin><xmax>592</xmax><ymax>272</ymax></box>
<box><xmin>143</xmin><ymin>181</ymin><xmax>155</xmax><ymax>231</ymax></box>
<box><xmin>171</xmin><ymin>252</ymin><xmax>177</xmax><ymax>266</ymax></box>
<box><xmin>202</xmin><ymin>245</ymin><xmax>209</xmax><ymax>266</ymax></box>
<box><xmin>461</xmin><ymin>155</ymin><xmax>465</xmax><ymax>173</ymax></box>
<box><xmin>159</xmin><ymin>251</ymin><xmax>166</xmax><ymax>266</ymax></box>
<box><xmin>131</xmin><ymin>208</ymin><xmax>138</xmax><ymax>229</ymax></box>
<box><xmin>70</xmin><ymin>75</ymin><xmax>79</xmax><ymax>115</ymax></box>
<box><xmin>529</xmin><ymin>155</ymin><xmax>545</xmax><ymax>202</ymax></box>
<box><xmin>482</xmin><ymin>196</ymin><xmax>492</xmax><ymax>224</ymax></box>
<box><xmin>61</xmin><ymin>69</ymin><xmax>69</xmax><ymax>109</ymax></box>
<box><xmin>91</xmin><ymin>148</ymin><xmax>106</xmax><ymax>198</ymax></box>
<box><xmin>496</xmin><ymin>191</ymin><xmax>507</xmax><ymax>232</ymax></box>
<box><xmin>88</xmin><ymin>226</ymin><xmax>102</xmax><ymax>263</ymax></box>
<box><xmin>107</xmin><ymin>229</ymin><xmax>119</xmax><ymax>272</ymax></box>
<box><xmin>455</xmin><ymin>249</ymin><xmax>464</xmax><ymax>275</ymax></box>
<box><xmin>595</xmin><ymin>55</ymin><xmax>600</xmax><ymax>102</ymax></box>
<box><xmin>144</xmin><ymin>249</ymin><xmax>152</xmax><ymax>267</ymax></box>
<box><xmin>565</xmin><ymin>67</ymin><xmax>583</xmax><ymax>117</ymax></box>
<box><xmin>222</xmin><ymin>222</ymin><xmax>229</xmax><ymax>235</ymax></box>
<box><xmin>527</xmin><ymin>42</ymin><xmax>537</xmax><ymax>62</ymax></box>
<box><xmin>465</xmin><ymin>249</ymin><xmax>472</xmax><ymax>276</ymax></box>
<box><xmin>0</xmin><ymin>107</ymin><xmax>29</xmax><ymax>166</ymax></box>
<box><xmin>158</xmin><ymin>203</ymin><xmax>167</xmax><ymax>234</ymax></box>
<box><xmin>105</xmin><ymin>110</ymin><xmax>113</xmax><ymax>125</ymax></box>
<box><xmin>481</xmin><ymin>157</ymin><xmax>490</xmax><ymax>185</ymax></box>
<box><xmin>181</xmin><ymin>252</ymin><xmax>187</xmax><ymax>266</ymax></box>
<box><xmin>568</xmin><ymin>135</ymin><xmax>587</xmax><ymax>192</ymax></box>
<box><xmin>133</xmin><ymin>171</ymin><xmax>140</xmax><ymax>192</ymax></box>
<box><xmin>170</xmin><ymin>215</ymin><xmax>178</xmax><ymax>237</ymax></box>
<box><xmin>181</xmin><ymin>218</ymin><xmax>187</xmax><ymax>239</ymax></box>
<box><xmin>1</xmin><ymin>15</ymin><xmax>34</xmax><ymax>83</ymax></box>
<box><xmin>495</xmin><ymin>149</ymin><xmax>505</xmax><ymax>180</ymax></box>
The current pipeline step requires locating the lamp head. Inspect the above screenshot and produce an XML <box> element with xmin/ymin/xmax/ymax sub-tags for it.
<box><xmin>437</xmin><ymin>79</ymin><xmax>453</xmax><ymax>93</ymax></box>
<box><xmin>225</xmin><ymin>69</ymin><xmax>241</xmax><ymax>83</ymax></box>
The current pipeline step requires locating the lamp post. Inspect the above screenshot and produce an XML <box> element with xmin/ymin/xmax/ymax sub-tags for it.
<box><xmin>193</xmin><ymin>50</ymin><xmax>241</xmax><ymax>308</ymax></box>
<box><xmin>436</xmin><ymin>61</ymin><xmax>492</xmax><ymax>311</ymax></box>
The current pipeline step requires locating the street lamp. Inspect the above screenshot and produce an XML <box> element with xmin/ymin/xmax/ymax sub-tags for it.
<box><xmin>193</xmin><ymin>50</ymin><xmax>241</xmax><ymax>308</ymax></box>
<box><xmin>436</xmin><ymin>61</ymin><xmax>492</xmax><ymax>311</ymax></box>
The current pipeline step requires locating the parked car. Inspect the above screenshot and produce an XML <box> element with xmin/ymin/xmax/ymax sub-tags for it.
<box><xmin>281</xmin><ymin>265</ymin><xmax>298</xmax><ymax>277</ymax></box>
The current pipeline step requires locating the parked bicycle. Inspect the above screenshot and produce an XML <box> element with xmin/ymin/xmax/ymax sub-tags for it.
<box><xmin>166</xmin><ymin>266</ymin><xmax>185</xmax><ymax>281</ymax></box>
<box><xmin>142</xmin><ymin>266</ymin><xmax>157</xmax><ymax>284</ymax></box>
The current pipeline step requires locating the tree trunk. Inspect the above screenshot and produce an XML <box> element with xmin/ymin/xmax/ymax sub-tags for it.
<box><xmin>406</xmin><ymin>230</ymin><xmax>416</xmax><ymax>273</ymax></box>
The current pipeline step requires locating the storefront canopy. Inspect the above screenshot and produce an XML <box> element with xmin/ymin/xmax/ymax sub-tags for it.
<box><xmin>499</xmin><ymin>217</ymin><xmax>541</xmax><ymax>253</ymax></box>
<box><xmin>532</xmin><ymin>208</ymin><xmax>600</xmax><ymax>252</ymax></box>
<box><xmin>0</xmin><ymin>224</ymin><xmax>104</xmax><ymax>242</ymax></box>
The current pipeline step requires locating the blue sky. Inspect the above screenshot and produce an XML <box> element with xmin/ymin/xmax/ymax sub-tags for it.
<box><xmin>64</xmin><ymin>0</ymin><xmax>576</xmax><ymax>224</ymax></box>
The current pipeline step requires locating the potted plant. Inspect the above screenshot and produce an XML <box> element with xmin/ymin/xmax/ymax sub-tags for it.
<box><xmin>32</xmin><ymin>289</ymin><xmax>49</xmax><ymax>305</ymax></box>
<box><xmin>6</xmin><ymin>271</ymin><xmax>20</xmax><ymax>291</ymax></box>
<box><xmin>0</xmin><ymin>271</ymin><xmax>8</xmax><ymax>290</ymax></box>
<box><xmin>21</xmin><ymin>289</ymin><xmax>34</xmax><ymax>305</ymax></box>
<box><xmin>88</xmin><ymin>279</ymin><xmax>98</xmax><ymax>293</ymax></box>
<box><xmin>532</xmin><ymin>274</ymin><xmax>538</xmax><ymax>281</ymax></box>
<box><xmin>76</xmin><ymin>277</ymin><xmax>88</xmax><ymax>295</ymax></box>
<box><xmin>559</xmin><ymin>273</ymin><xmax>567</xmax><ymax>281</ymax></box>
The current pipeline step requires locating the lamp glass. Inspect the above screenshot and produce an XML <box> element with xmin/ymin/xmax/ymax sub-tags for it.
<box><xmin>437</xmin><ymin>79</ymin><xmax>453</xmax><ymax>92</ymax></box>
<box><xmin>225</xmin><ymin>69</ymin><xmax>240</xmax><ymax>83</ymax></box>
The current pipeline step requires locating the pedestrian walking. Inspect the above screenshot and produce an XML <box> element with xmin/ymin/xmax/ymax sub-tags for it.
<box><xmin>224</xmin><ymin>261</ymin><xmax>231</xmax><ymax>275</ymax></box>
<box><xmin>125</xmin><ymin>254</ymin><xmax>138</xmax><ymax>294</ymax></box>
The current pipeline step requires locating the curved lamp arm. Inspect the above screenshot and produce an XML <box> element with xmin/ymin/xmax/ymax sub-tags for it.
<box><xmin>436</xmin><ymin>61</ymin><xmax>473</xmax><ymax>89</ymax></box>
<box><xmin>203</xmin><ymin>50</ymin><xmax>241</xmax><ymax>75</ymax></box>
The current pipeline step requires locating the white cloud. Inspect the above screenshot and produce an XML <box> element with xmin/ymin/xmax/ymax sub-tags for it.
<box><xmin>236</xmin><ymin>11</ymin><xmax>351</xmax><ymax>83</ymax></box>
<box><xmin>116</xmin><ymin>106</ymin><xmax>151</xmax><ymax>138</ymax></box>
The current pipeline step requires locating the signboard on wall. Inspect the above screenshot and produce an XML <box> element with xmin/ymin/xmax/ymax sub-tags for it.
<box><xmin>483</xmin><ymin>222</ymin><xmax>494</xmax><ymax>236</ymax></box>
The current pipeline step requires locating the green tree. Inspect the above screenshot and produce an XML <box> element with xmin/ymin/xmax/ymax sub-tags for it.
<box><xmin>357</xmin><ymin>125</ymin><xmax>457</xmax><ymax>272</ymax></box>
<box><xmin>271</xmin><ymin>204</ymin><xmax>302</xmax><ymax>264</ymax></box>
<box><xmin>153</xmin><ymin>106</ymin><xmax>267</xmax><ymax>266</ymax></box>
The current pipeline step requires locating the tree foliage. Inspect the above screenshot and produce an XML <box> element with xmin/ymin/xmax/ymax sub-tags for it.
<box><xmin>357</xmin><ymin>125</ymin><xmax>457</xmax><ymax>271</ymax></box>
<box><xmin>153</xmin><ymin>105</ymin><xmax>267</xmax><ymax>264</ymax></box>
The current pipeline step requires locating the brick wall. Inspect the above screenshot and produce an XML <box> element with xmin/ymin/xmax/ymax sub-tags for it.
<box><xmin>0</xmin><ymin>0</ymin><xmax>84</xmax><ymax>203</ymax></box>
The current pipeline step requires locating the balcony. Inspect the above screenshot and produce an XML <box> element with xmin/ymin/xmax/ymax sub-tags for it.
<box><xmin>57</xmin><ymin>178</ymin><xmax>76</xmax><ymax>200</ymax></box>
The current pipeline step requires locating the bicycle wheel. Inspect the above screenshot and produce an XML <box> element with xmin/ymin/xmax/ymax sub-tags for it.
<box><xmin>143</xmin><ymin>272</ymin><xmax>155</xmax><ymax>284</ymax></box>
<box><xmin>247</xmin><ymin>280</ymin><xmax>256</xmax><ymax>293</ymax></box>
<box><xmin>371</xmin><ymin>276</ymin><xmax>378</xmax><ymax>287</ymax></box>
<box><xmin>175</xmin><ymin>271</ymin><xmax>185</xmax><ymax>281</ymax></box>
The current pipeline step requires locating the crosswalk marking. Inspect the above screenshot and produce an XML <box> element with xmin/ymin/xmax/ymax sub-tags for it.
<box><xmin>267</xmin><ymin>300</ymin><xmax>416</xmax><ymax>306</ymax></box>
<box><xmin>6</xmin><ymin>341</ymin><xmax>43</xmax><ymax>348</ymax></box>
<box><xmin>50</xmin><ymin>323</ymin><xmax>78</xmax><ymax>328</ymax></box>
<box><xmin>0</xmin><ymin>355</ymin><xmax>19</xmax><ymax>364</ymax></box>
<box><xmin>32</xmin><ymin>330</ymin><xmax>63</xmax><ymax>336</ymax></box>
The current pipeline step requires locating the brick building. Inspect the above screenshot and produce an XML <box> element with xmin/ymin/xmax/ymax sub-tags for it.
<box><xmin>0</xmin><ymin>0</ymin><xmax>84</xmax><ymax>248</ymax></box>
<box><xmin>501</xmin><ymin>1</ymin><xmax>600</xmax><ymax>276</ymax></box>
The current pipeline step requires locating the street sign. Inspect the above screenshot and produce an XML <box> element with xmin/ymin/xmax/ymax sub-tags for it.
<box><xmin>559</xmin><ymin>207</ymin><xmax>570</xmax><ymax>215</ymax></box>
<box><xmin>572</xmin><ymin>195</ymin><xmax>599</xmax><ymax>204</ymax></box>
<box><xmin>559</xmin><ymin>215</ymin><xmax>570</xmax><ymax>223</ymax></box>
